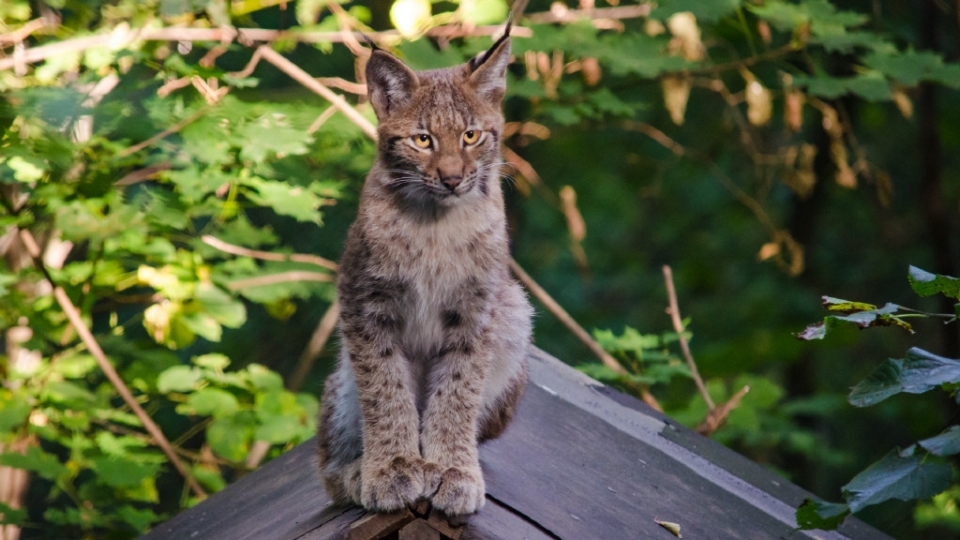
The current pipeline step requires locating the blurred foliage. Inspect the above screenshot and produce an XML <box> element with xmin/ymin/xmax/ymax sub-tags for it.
<box><xmin>1</xmin><ymin>0</ymin><xmax>959</xmax><ymax>539</ymax></box>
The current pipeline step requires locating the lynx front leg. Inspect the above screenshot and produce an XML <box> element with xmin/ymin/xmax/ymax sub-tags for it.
<box><xmin>420</xmin><ymin>310</ymin><xmax>491</xmax><ymax>515</ymax></box>
<box><xmin>339</xmin><ymin>279</ymin><xmax>426</xmax><ymax>512</ymax></box>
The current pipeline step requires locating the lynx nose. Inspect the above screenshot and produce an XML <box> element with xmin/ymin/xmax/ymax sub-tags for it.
<box><xmin>439</xmin><ymin>173</ymin><xmax>463</xmax><ymax>191</ymax></box>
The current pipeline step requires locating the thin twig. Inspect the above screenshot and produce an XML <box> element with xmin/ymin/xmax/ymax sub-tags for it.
<box><xmin>316</xmin><ymin>77</ymin><xmax>366</xmax><ymax>95</ymax></box>
<box><xmin>257</xmin><ymin>45</ymin><xmax>378</xmax><ymax>141</ymax></box>
<box><xmin>662</xmin><ymin>265</ymin><xmax>714</xmax><ymax>410</ymax></box>
<box><xmin>696</xmin><ymin>385</ymin><xmax>750</xmax><ymax>436</ymax></box>
<box><xmin>0</xmin><ymin>18</ymin><xmax>49</xmax><ymax>45</ymax></box>
<box><xmin>16</xmin><ymin>228</ymin><xmax>207</xmax><ymax>499</ymax></box>
<box><xmin>116</xmin><ymin>107</ymin><xmax>211</xmax><ymax>158</ymax></box>
<box><xmin>510</xmin><ymin>259</ymin><xmax>662</xmax><ymax>411</ymax></box>
<box><xmin>226</xmin><ymin>271</ymin><xmax>334</xmax><ymax>291</ymax></box>
<box><xmin>525</xmin><ymin>4</ymin><xmax>652</xmax><ymax>24</ymax></box>
<box><xmin>289</xmin><ymin>300</ymin><xmax>340</xmax><ymax>392</ymax></box>
<box><xmin>622</xmin><ymin>121</ymin><xmax>685</xmax><ymax>157</ymax></box>
<box><xmin>307</xmin><ymin>106</ymin><xmax>339</xmax><ymax>134</ymax></box>
<box><xmin>509</xmin><ymin>260</ymin><xmax>616</xmax><ymax>370</ymax></box>
<box><xmin>201</xmin><ymin>235</ymin><xmax>338</xmax><ymax>271</ymax></box>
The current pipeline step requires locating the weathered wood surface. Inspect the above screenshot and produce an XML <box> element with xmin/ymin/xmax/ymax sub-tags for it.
<box><xmin>141</xmin><ymin>348</ymin><xmax>892</xmax><ymax>540</ymax></box>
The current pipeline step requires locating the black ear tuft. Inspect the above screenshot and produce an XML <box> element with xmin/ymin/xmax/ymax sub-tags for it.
<box><xmin>470</xmin><ymin>21</ymin><xmax>512</xmax><ymax>72</ymax></box>
<box><xmin>365</xmin><ymin>50</ymin><xmax>420</xmax><ymax>120</ymax></box>
<box><xmin>468</xmin><ymin>28</ymin><xmax>511</xmax><ymax>104</ymax></box>
<box><xmin>358</xmin><ymin>30</ymin><xmax>381</xmax><ymax>52</ymax></box>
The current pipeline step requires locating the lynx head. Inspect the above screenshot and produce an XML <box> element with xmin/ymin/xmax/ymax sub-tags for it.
<box><xmin>366</xmin><ymin>34</ymin><xmax>511</xmax><ymax>210</ymax></box>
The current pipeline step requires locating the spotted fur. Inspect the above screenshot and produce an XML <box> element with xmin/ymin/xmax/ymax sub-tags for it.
<box><xmin>316</xmin><ymin>36</ymin><xmax>532</xmax><ymax>517</ymax></box>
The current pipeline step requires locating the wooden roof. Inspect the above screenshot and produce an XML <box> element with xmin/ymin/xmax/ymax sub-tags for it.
<box><xmin>141</xmin><ymin>348</ymin><xmax>892</xmax><ymax>540</ymax></box>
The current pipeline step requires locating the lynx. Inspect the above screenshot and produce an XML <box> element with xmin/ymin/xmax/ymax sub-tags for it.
<box><xmin>316</xmin><ymin>31</ymin><xmax>533</xmax><ymax>517</ymax></box>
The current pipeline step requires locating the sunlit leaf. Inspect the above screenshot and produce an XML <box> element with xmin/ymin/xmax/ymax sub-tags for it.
<box><xmin>156</xmin><ymin>365</ymin><xmax>202</xmax><ymax>393</ymax></box>
<box><xmin>179</xmin><ymin>388</ymin><xmax>240</xmax><ymax>418</ymax></box>
<box><xmin>908</xmin><ymin>266</ymin><xmax>960</xmax><ymax>300</ymax></box>
<box><xmin>92</xmin><ymin>457</ymin><xmax>161</xmax><ymax>488</ymax></box>
<box><xmin>207</xmin><ymin>412</ymin><xmax>256</xmax><ymax>461</ymax></box>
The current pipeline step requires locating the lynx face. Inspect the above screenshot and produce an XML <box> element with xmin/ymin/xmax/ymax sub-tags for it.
<box><xmin>366</xmin><ymin>40</ymin><xmax>510</xmax><ymax>209</ymax></box>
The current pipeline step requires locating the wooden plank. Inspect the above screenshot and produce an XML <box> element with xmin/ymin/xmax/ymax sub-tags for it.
<box><xmin>347</xmin><ymin>510</ymin><xmax>414</xmax><ymax>540</ymax></box>
<box><xmin>140</xmin><ymin>348</ymin><xmax>892</xmax><ymax>540</ymax></box>
<box><xmin>460</xmin><ymin>498</ymin><xmax>554</xmax><ymax>540</ymax></box>
<box><xmin>141</xmin><ymin>441</ymin><xmax>341</xmax><ymax>540</ymax></box>
<box><xmin>297</xmin><ymin>507</ymin><xmax>365</xmax><ymax>540</ymax></box>
<box><xmin>480</xmin><ymin>383</ymin><xmax>838</xmax><ymax>540</ymax></box>
<box><xmin>398</xmin><ymin>520</ymin><xmax>440</xmax><ymax>540</ymax></box>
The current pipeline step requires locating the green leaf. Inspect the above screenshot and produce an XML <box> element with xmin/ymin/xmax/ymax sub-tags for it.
<box><xmin>243</xmin><ymin>177</ymin><xmax>323</xmax><ymax>224</ymax></box>
<box><xmin>116</xmin><ymin>505</ymin><xmax>161</xmax><ymax>532</ymax></box>
<box><xmin>748</xmin><ymin>0</ymin><xmax>867</xmax><ymax>36</ymax></box>
<box><xmin>177</xmin><ymin>311</ymin><xmax>222</xmax><ymax>342</ymax></box>
<box><xmin>191</xmin><ymin>464</ymin><xmax>226</xmax><ymax>493</ymax></box>
<box><xmin>207</xmin><ymin>412</ymin><xmax>256</xmax><ymax>461</ymax></box>
<box><xmin>193</xmin><ymin>353</ymin><xmax>231</xmax><ymax>371</ymax></box>
<box><xmin>247</xmin><ymin>363</ymin><xmax>284</xmax><ymax>391</ymax></box>
<box><xmin>795</xmin><ymin>498</ymin><xmax>850</xmax><ymax>530</ymax></box>
<box><xmin>798</xmin><ymin>298</ymin><xmax>913</xmax><ymax>341</ymax></box>
<box><xmin>849</xmin><ymin>348</ymin><xmax>960</xmax><ymax>406</ymax></box>
<box><xmin>96</xmin><ymin>432</ymin><xmax>149</xmax><ymax>457</ymax></box>
<box><xmin>0</xmin><ymin>501</ymin><xmax>27</xmax><ymax>526</ymax></box>
<box><xmin>864</xmin><ymin>50</ymin><xmax>956</xmax><ymax>87</ymax></box>
<box><xmin>195</xmin><ymin>283</ymin><xmax>246</xmax><ymax>328</ymax></box>
<box><xmin>0</xmin><ymin>398</ymin><xmax>31</xmax><ymax>432</ymax></box>
<box><xmin>42</xmin><ymin>380</ymin><xmax>98</xmax><ymax>406</ymax></box>
<box><xmin>156</xmin><ymin>365</ymin><xmax>202</xmax><ymax>393</ymax></box>
<box><xmin>919</xmin><ymin>426</ymin><xmax>960</xmax><ymax>457</ymax></box>
<box><xmin>236</xmin><ymin>113</ymin><xmax>312</xmax><ymax>162</ymax></box>
<box><xmin>792</xmin><ymin>73</ymin><xmax>891</xmax><ymax>101</ymax></box>
<box><xmin>179</xmin><ymin>388</ymin><xmax>240</xmax><ymax>418</ymax></box>
<box><xmin>53</xmin><ymin>353</ymin><xmax>97</xmax><ymax>379</ymax></box>
<box><xmin>842</xmin><ymin>446</ymin><xmax>952</xmax><ymax>513</ymax></box>
<box><xmin>908</xmin><ymin>266</ymin><xmax>960</xmax><ymax>299</ymax></box>
<box><xmin>92</xmin><ymin>456</ymin><xmax>161</xmax><ymax>488</ymax></box>
<box><xmin>0</xmin><ymin>447</ymin><xmax>66</xmax><ymax>480</ymax></box>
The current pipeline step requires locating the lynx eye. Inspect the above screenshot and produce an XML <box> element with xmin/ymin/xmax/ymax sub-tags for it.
<box><xmin>413</xmin><ymin>134</ymin><xmax>433</xmax><ymax>149</ymax></box>
<box><xmin>462</xmin><ymin>130</ymin><xmax>481</xmax><ymax>145</ymax></box>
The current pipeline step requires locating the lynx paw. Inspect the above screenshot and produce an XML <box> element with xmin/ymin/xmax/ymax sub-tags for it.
<box><xmin>421</xmin><ymin>460</ymin><xmax>444</xmax><ymax>498</ymax></box>
<box><xmin>430</xmin><ymin>466</ymin><xmax>486</xmax><ymax>516</ymax></box>
<box><xmin>360</xmin><ymin>456</ymin><xmax>426</xmax><ymax>512</ymax></box>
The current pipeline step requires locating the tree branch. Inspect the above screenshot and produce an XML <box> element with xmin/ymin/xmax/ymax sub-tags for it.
<box><xmin>662</xmin><ymin>265</ymin><xmax>714</xmax><ymax>410</ymax></box>
<box><xmin>16</xmin><ymin>228</ymin><xmax>207</xmax><ymax>499</ymax></box>
<box><xmin>288</xmin><ymin>300</ymin><xmax>340</xmax><ymax>392</ymax></box>
<box><xmin>256</xmin><ymin>45</ymin><xmax>378</xmax><ymax>140</ymax></box>
<box><xmin>510</xmin><ymin>259</ymin><xmax>662</xmax><ymax>411</ymax></box>
<box><xmin>226</xmin><ymin>271</ymin><xmax>334</xmax><ymax>291</ymax></box>
<box><xmin>201</xmin><ymin>235</ymin><xmax>338</xmax><ymax>272</ymax></box>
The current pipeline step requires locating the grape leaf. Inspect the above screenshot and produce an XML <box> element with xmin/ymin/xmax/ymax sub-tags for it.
<box><xmin>848</xmin><ymin>348</ymin><xmax>960</xmax><ymax>407</ymax></box>
<box><xmin>842</xmin><ymin>446</ymin><xmax>952</xmax><ymax>513</ymax></box>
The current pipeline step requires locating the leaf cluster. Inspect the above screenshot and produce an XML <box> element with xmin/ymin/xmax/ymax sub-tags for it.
<box><xmin>796</xmin><ymin>267</ymin><xmax>960</xmax><ymax>531</ymax></box>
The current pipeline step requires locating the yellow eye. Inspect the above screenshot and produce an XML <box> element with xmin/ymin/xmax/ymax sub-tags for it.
<box><xmin>413</xmin><ymin>134</ymin><xmax>432</xmax><ymax>149</ymax></box>
<box><xmin>462</xmin><ymin>130</ymin><xmax>481</xmax><ymax>145</ymax></box>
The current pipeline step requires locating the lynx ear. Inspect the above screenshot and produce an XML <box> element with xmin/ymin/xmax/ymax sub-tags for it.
<box><xmin>468</xmin><ymin>32</ymin><xmax>511</xmax><ymax>104</ymax></box>
<box><xmin>366</xmin><ymin>50</ymin><xmax>420</xmax><ymax>120</ymax></box>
